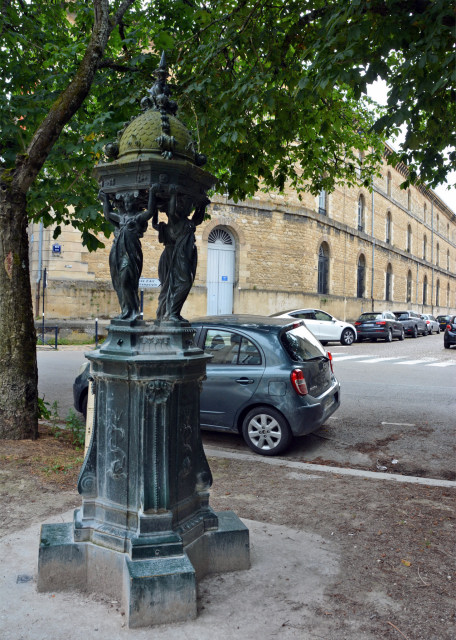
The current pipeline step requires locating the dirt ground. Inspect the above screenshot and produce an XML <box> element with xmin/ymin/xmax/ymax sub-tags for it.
<box><xmin>1</xmin><ymin>424</ymin><xmax>455</xmax><ymax>640</ymax></box>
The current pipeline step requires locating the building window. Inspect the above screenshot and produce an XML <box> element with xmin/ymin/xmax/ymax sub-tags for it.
<box><xmin>423</xmin><ymin>234</ymin><xmax>427</xmax><ymax>260</ymax></box>
<box><xmin>423</xmin><ymin>276</ymin><xmax>427</xmax><ymax>305</ymax></box>
<box><xmin>436</xmin><ymin>214</ymin><xmax>440</xmax><ymax>233</ymax></box>
<box><xmin>318</xmin><ymin>189</ymin><xmax>327</xmax><ymax>215</ymax></box>
<box><xmin>423</xmin><ymin>202</ymin><xmax>427</xmax><ymax>224</ymax></box>
<box><xmin>447</xmin><ymin>283</ymin><xmax>450</xmax><ymax>307</ymax></box>
<box><xmin>436</xmin><ymin>242</ymin><xmax>439</xmax><ymax>266</ymax></box>
<box><xmin>447</xmin><ymin>223</ymin><xmax>450</xmax><ymax>237</ymax></box>
<box><xmin>436</xmin><ymin>279</ymin><xmax>440</xmax><ymax>307</ymax></box>
<box><xmin>385</xmin><ymin>211</ymin><xmax>392</xmax><ymax>244</ymax></box>
<box><xmin>406</xmin><ymin>224</ymin><xmax>412</xmax><ymax>253</ymax></box>
<box><xmin>447</xmin><ymin>249</ymin><xmax>450</xmax><ymax>271</ymax></box>
<box><xmin>357</xmin><ymin>195</ymin><xmax>365</xmax><ymax>232</ymax></box>
<box><xmin>407</xmin><ymin>189</ymin><xmax>411</xmax><ymax>210</ymax></box>
<box><xmin>385</xmin><ymin>264</ymin><xmax>392</xmax><ymax>301</ymax></box>
<box><xmin>317</xmin><ymin>242</ymin><xmax>330</xmax><ymax>294</ymax></box>
<box><xmin>357</xmin><ymin>254</ymin><xmax>366</xmax><ymax>298</ymax></box>
<box><xmin>387</xmin><ymin>172</ymin><xmax>392</xmax><ymax>196</ymax></box>
<box><xmin>406</xmin><ymin>270</ymin><xmax>412</xmax><ymax>303</ymax></box>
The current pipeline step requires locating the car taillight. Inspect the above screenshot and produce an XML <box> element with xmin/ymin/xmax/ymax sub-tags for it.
<box><xmin>426</xmin><ymin>320</ymin><xmax>430</xmax><ymax>325</ymax></box>
<box><xmin>354</xmin><ymin>321</ymin><xmax>361</xmax><ymax>326</ymax></box>
<box><xmin>375</xmin><ymin>321</ymin><xmax>386</xmax><ymax>325</ymax></box>
<box><xmin>447</xmin><ymin>324</ymin><xmax>452</xmax><ymax>330</ymax></box>
<box><xmin>291</xmin><ymin>369</ymin><xmax>308</xmax><ymax>395</ymax></box>
<box><xmin>327</xmin><ymin>351</ymin><xmax>334</xmax><ymax>374</ymax></box>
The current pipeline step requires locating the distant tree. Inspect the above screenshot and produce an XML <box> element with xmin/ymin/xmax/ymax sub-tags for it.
<box><xmin>153</xmin><ymin>0</ymin><xmax>455</xmax><ymax>193</ymax></box>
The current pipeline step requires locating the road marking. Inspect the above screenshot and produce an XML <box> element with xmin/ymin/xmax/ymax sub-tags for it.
<box><xmin>395</xmin><ymin>359</ymin><xmax>438</xmax><ymax>365</ymax></box>
<box><xmin>355</xmin><ymin>357</ymin><xmax>403</xmax><ymax>363</ymax></box>
<box><xmin>381</xmin><ymin>422</ymin><xmax>416</xmax><ymax>427</ymax></box>
<box><xmin>426</xmin><ymin>361</ymin><xmax>456</xmax><ymax>367</ymax></box>
<box><xmin>332</xmin><ymin>355</ymin><xmax>371</xmax><ymax>361</ymax></box>
<box><xmin>204</xmin><ymin>447</ymin><xmax>456</xmax><ymax>488</ymax></box>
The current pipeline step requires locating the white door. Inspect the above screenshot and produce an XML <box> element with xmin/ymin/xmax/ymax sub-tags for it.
<box><xmin>206</xmin><ymin>228</ymin><xmax>235</xmax><ymax>315</ymax></box>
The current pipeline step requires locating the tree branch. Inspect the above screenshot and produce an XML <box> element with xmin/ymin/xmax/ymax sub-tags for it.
<box><xmin>13</xmin><ymin>0</ymin><xmax>136</xmax><ymax>194</ymax></box>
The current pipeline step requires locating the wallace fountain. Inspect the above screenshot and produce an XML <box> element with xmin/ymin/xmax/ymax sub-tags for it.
<box><xmin>37</xmin><ymin>53</ymin><xmax>250</xmax><ymax>628</ymax></box>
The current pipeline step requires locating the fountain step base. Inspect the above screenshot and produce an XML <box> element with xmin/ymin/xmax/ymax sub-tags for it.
<box><xmin>37</xmin><ymin>511</ymin><xmax>249</xmax><ymax>628</ymax></box>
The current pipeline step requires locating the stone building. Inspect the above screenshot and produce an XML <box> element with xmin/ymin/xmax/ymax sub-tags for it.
<box><xmin>29</xmin><ymin>148</ymin><xmax>456</xmax><ymax>324</ymax></box>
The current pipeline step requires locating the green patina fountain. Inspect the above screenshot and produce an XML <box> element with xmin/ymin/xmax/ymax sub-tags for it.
<box><xmin>37</xmin><ymin>53</ymin><xmax>250</xmax><ymax>628</ymax></box>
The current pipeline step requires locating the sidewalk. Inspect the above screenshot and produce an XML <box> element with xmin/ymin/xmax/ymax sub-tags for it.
<box><xmin>1</xmin><ymin>451</ymin><xmax>455</xmax><ymax>640</ymax></box>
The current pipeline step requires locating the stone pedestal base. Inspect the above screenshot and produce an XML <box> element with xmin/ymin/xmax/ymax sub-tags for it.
<box><xmin>37</xmin><ymin>511</ymin><xmax>249</xmax><ymax>628</ymax></box>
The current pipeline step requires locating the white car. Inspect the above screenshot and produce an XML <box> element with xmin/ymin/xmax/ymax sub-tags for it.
<box><xmin>271</xmin><ymin>308</ymin><xmax>357</xmax><ymax>346</ymax></box>
<box><xmin>420</xmin><ymin>314</ymin><xmax>440</xmax><ymax>334</ymax></box>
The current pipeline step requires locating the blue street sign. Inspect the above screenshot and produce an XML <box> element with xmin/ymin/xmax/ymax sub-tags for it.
<box><xmin>221</xmin><ymin>276</ymin><xmax>228</xmax><ymax>281</ymax></box>
<box><xmin>52</xmin><ymin>243</ymin><xmax>61</xmax><ymax>254</ymax></box>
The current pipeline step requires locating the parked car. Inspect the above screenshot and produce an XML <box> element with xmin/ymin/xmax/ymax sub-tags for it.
<box><xmin>74</xmin><ymin>315</ymin><xmax>341</xmax><ymax>456</ymax></box>
<box><xmin>437</xmin><ymin>315</ymin><xmax>452</xmax><ymax>332</ymax></box>
<box><xmin>420</xmin><ymin>314</ymin><xmax>440</xmax><ymax>334</ymax></box>
<box><xmin>443</xmin><ymin>315</ymin><xmax>456</xmax><ymax>349</ymax></box>
<box><xmin>392</xmin><ymin>310</ymin><xmax>428</xmax><ymax>337</ymax></box>
<box><xmin>271</xmin><ymin>308</ymin><xmax>357</xmax><ymax>346</ymax></box>
<box><xmin>354</xmin><ymin>311</ymin><xmax>405</xmax><ymax>342</ymax></box>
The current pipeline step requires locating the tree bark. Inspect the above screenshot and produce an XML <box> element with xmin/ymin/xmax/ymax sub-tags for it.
<box><xmin>0</xmin><ymin>177</ymin><xmax>38</xmax><ymax>439</ymax></box>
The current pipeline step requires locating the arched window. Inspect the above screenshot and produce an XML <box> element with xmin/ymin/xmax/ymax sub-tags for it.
<box><xmin>407</xmin><ymin>189</ymin><xmax>411</xmax><ymax>210</ymax></box>
<box><xmin>447</xmin><ymin>283</ymin><xmax>450</xmax><ymax>307</ymax></box>
<box><xmin>357</xmin><ymin>254</ymin><xmax>366</xmax><ymax>298</ymax></box>
<box><xmin>318</xmin><ymin>189</ymin><xmax>327</xmax><ymax>215</ymax></box>
<box><xmin>406</xmin><ymin>224</ymin><xmax>412</xmax><ymax>253</ymax></box>
<box><xmin>317</xmin><ymin>242</ymin><xmax>330</xmax><ymax>294</ymax></box>
<box><xmin>447</xmin><ymin>223</ymin><xmax>450</xmax><ymax>237</ymax></box>
<box><xmin>423</xmin><ymin>202</ymin><xmax>427</xmax><ymax>224</ymax></box>
<box><xmin>436</xmin><ymin>279</ymin><xmax>440</xmax><ymax>307</ymax></box>
<box><xmin>357</xmin><ymin>195</ymin><xmax>365</xmax><ymax>231</ymax></box>
<box><xmin>423</xmin><ymin>276</ymin><xmax>428</xmax><ymax>305</ymax></box>
<box><xmin>447</xmin><ymin>249</ymin><xmax>450</xmax><ymax>271</ymax></box>
<box><xmin>406</xmin><ymin>270</ymin><xmax>412</xmax><ymax>303</ymax></box>
<box><xmin>436</xmin><ymin>242</ymin><xmax>439</xmax><ymax>266</ymax></box>
<box><xmin>436</xmin><ymin>214</ymin><xmax>440</xmax><ymax>233</ymax></box>
<box><xmin>423</xmin><ymin>234</ymin><xmax>427</xmax><ymax>260</ymax></box>
<box><xmin>385</xmin><ymin>263</ymin><xmax>392</xmax><ymax>301</ymax></box>
<box><xmin>385</xmin><ymin>211</ymin><xmax>392</xmax><ymax>244</ymax></box>
<box><xmin>387</xmin><ymin>172</ymin><xmax>392</xmax><ymax>196</ymax></box>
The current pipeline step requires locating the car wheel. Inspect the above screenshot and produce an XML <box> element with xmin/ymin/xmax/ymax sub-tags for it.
<box><xmin>437</xmin><ymin>327</ymin><xmax>441</xmax><ymax>334</ymax></box>
<box><xmin>242</xmin><ymin>407</ymin><xmax>292</xmax><ymax>456</ymax></box>
<box><xmin>423</xmin><ymin>327</ymin><xmax>429</xmax><ymax>336</ymax></box>
<box><xmin>444</xmin><ymin>341</ymin><xmax>450</xmax><ymax>349</ymax></box>
<box><xmin>81</xmin><ymin>392</ymin><xmax>88</xmax><ymax>420</ymax></box>
<box><xmin>385</xmin><ymin>328</ymin><xmax>393</xmax><ymax>342</ymax></box>
<box><xmin>412</xmin><ymin>325</ymin><xmax>418</xmax><ymax>338</ymax></box>
<box><xmin>398</xmin><ymin>327</ymin><xmax>405</xmax><ymax>341</ymax></box>
<box><xmin>340</xmin><ymin>328</ymin><xmax>355</xmax><ymax>346</ymax></box>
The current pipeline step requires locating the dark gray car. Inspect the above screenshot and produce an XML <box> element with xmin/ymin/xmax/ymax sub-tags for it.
<box><xmin>191</xmin><ymin>315</ymin><xmax>340</xmax><ymax>455</ymax></box>
<box><xmin>354</xmin><ymin>311</ymin><xmax>405</xmax><ymax>342</ymax></box>
<box><xmin>393</xmin><ymin>310</ymin><xmax>428</xmax><ymax>337</ymax></box>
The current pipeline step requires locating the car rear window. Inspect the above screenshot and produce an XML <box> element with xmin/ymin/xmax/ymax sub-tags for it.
<box><xmin>394</xmin><ymin>312</ymin><xmax>409</xmax><ymax>320</ymax></box>
<box><xmin>358</xmin><ymin>313</ymin><xmax>382</xmax><ymax>321</ymax></box>
<box><xmin>281</xmin><ymin>326</ymin><xmax>326</xmax><ymax>362</ymax></box>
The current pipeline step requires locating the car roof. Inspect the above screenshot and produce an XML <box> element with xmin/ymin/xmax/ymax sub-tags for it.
<box><xmin>191</xmin><ymin>314</ymin><xmax>302</xmax><ymax>332</ymax></box>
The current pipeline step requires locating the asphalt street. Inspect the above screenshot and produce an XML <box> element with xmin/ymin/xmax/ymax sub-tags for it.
<box><xmin>37</xmin><ymin>332</ymin><xmax>456</xmax><ymax>479</ymax></box>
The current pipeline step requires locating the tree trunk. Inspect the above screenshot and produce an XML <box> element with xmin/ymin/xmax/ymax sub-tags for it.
<box><xmin>0</xmin><ymin>179</ymin><xmax>38</xmax><ymax>439</ymax></box>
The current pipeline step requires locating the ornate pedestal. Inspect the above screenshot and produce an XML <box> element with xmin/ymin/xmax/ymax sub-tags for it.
<box><xmin>37</xmin><ymin>321</ymin><xmax>249</xmax><ymax>627</ymax></box>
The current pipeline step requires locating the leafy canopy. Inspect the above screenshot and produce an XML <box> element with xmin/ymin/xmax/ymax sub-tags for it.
<box><xmin>1</xmin><ymin>1</ymin><xmax>454</xmax><ymax>249</ymax></box>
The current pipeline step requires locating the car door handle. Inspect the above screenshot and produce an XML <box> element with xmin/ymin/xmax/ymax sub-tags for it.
<box><xmin>235</xmin><ymin>377</ymin><xmax>254</xmax><ymax>385</ymax></box>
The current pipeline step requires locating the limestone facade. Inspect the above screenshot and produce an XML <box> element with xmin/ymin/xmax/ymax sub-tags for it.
<box><xmin>28</xmin><ymin>153</ymin><xmax>456</xmax><ymax>323</ymax></box>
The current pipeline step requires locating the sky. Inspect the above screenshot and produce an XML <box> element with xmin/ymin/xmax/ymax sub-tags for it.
<box><xmin>367</xmin><ymin>81</ymin><xmax>456</xmax><ymax>213</ymax></box>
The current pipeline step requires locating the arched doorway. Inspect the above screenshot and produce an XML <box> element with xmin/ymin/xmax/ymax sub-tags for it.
<box><xmin>206</xmin><ymin>227</ymin><xmax>235</xmax><ymax>315</ymax></box>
